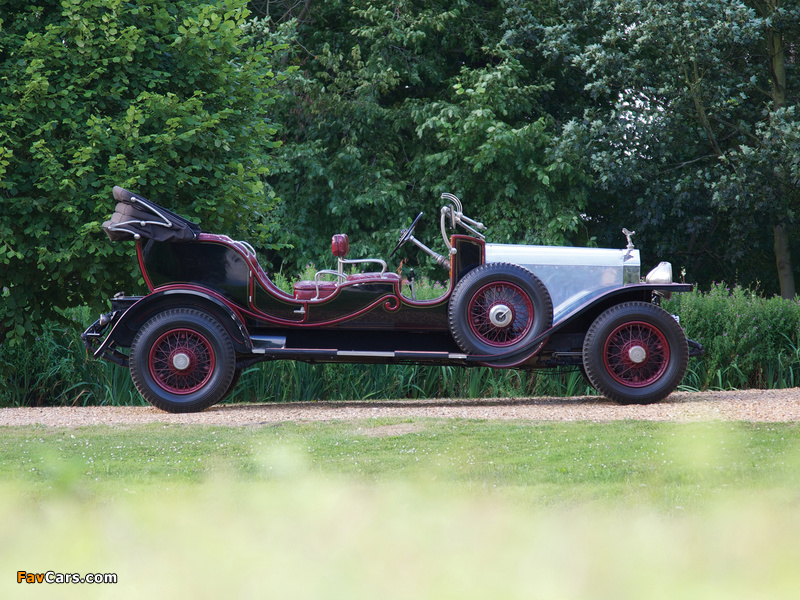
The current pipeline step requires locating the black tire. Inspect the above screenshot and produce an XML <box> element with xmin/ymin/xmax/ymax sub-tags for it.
<box><xmin>129</xmin><ymin>308</ymin><xmax>236</xmax><ymax>413</ymax></box>
<box><xmin>578</xmin><ymin>365</ymin><xmax>595</xmax><ymax>390</ymax></box>
<box><xmin>448</xmin><ymin>263</ymin><xmax>552</xmax><ymax>365</ymax></box>
<box><xmin>220</xmin><ymin>368</ymin><xmax>243</xmax><ymax>402</ymax></box>
<box><xmin>582</xmin><ymin>302</ymin><xmax>688</xmax><ymax>405</ymax></box>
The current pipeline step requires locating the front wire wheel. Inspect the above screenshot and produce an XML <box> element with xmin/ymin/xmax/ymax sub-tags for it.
<box><xmin>130</xmin><ymin>308</ymin><xmax>236</xmax><ymax>413</ymax></box>
<box><xmin>603</xmin><ymin>321</ymin><xmax>669</xmax><ymax>387</ymax></box>
<box><xmin>582</xmin><ymin>302</ymin><xmax>688</xmax><ymax>405</ymax></box>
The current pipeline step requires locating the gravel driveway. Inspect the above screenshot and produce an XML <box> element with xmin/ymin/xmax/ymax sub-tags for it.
<box><xmin>2</xmin><ymin>389</ymin><xmax>800</xmax><ymax>427</ymax></box>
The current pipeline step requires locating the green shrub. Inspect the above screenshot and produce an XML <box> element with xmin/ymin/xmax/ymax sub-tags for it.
<box><xmin>664</xmin><ymin>284</ymin><xmax>800</xmax><ymax>389</ymax></box>
<box><xmin>0</xmin><ymin>0</ymin><xmax>290</xmax><ymax>347</ymax></box>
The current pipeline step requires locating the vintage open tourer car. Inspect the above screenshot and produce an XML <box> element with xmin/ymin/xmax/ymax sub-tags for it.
<box><xmin>82</xmin><ymin>187</ymin><xmax>701</xmax><ymax>413</ymax></box>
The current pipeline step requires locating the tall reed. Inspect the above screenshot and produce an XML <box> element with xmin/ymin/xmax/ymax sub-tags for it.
<box><xmin>225</xmin><ymin>362</ymin><xmax>597</xmax><ymax>404</ymax></box>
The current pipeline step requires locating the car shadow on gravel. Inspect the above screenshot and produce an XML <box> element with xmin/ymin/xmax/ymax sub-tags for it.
<box><xmin>209</xmin><ymin>394</ymin><xmax>703</xmax><ymax>412</ymax></box>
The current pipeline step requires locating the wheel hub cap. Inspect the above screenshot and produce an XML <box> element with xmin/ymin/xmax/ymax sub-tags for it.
<box><xmin>149</xmin><ymin>328</ymin><xmax>215</xmax><ymax>395</ymax></box>
<box><xmin>489</xmin><ymin>304</ymin><xmax>513</xmax><ymax>328</ymax></box>
<box><xmin>628</xmin><ymin>345</ymin><xmax>647</xmax><ymax>364</ymax></box>
<box><xmin>172</xmin><ymin>352</ymin><xmax>191</xmax><ymax>371</ymax></box>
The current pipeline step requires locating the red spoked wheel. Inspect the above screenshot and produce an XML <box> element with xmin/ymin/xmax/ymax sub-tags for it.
<box><xmin>449</xmin><ymin>263</ymin><xmax>552</xmax><ymax>366</ymax></box>
<box><xmin>467</xmin><ymin>281</ymin><xmax>534</xmax><ymax>348</ymax></box>
<box><xmin>148</xmin><ymin>328</ymin><xmax>216</xmax><ymax>395</ymax></box>
<box><xmin>602</xmin><ymin>321</ymin><xmax>669</xmax><ymax>387</ymax></box>
<box><xmin>130</xmin><ymin>309</ymin><xmax>236</xmax><ymax>413</ymax></box>
<box><xmin>583</xmin><ymin>302</ymin><xmax>688</xmax><ymax>405</ymax></box>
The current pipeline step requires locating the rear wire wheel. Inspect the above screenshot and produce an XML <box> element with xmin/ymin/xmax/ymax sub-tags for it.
<box><xmin>582</xmin><ymin>302</ymin><xmax>688</xmax><ymax>405</ymax></box>
<box><xmin>130</xmin><ymin>308</ymin><xmax>236</xmax><ymax>413</ymax></box>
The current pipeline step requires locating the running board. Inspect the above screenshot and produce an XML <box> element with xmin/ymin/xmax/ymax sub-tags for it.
<box><xmin>250</xmin><ymin>346</ymin><xmax>468</xmax><ymax>362</ymax></box>
<box><xmin>249</xmin><ymin>334</ymin><xmax>468</xmax><ymax>363</ymax></box>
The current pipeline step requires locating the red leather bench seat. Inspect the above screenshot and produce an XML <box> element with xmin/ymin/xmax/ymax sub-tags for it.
<box><xmin>293</xmin><ymin>280</ymin><xmax>338</xmax><ymax>300</ymax></box>
<box><xmin>293</xmin><ymin>273</ymin><xmax>400</xmax><ymax>301</ymax></box>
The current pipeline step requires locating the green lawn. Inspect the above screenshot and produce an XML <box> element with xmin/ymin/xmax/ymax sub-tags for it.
<box><xmin>2</xmin><ymin>419</ymin><xmax>800</xmax><ymax>599</ymax></box>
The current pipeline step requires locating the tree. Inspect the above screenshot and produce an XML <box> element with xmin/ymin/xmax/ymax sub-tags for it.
<box><xmin>553</xmin><ymin>0</ymin><xmax>800</xmax><ymax>295</ymax></box>
<box><xmin>261</xmin><ymin>0</ymin><xmax>593</xmax><ymax>276</ymax></box>
<box><xmin>0</xmin><ymin>0</ymin><xmax>290</xmax><ymax>345</ymax></box>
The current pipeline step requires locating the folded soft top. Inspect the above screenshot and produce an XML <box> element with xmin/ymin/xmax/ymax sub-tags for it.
<box><xmin>102</xmin><ymin>186</ymin><xmax>202</xmax><ymax>242</ymax></box>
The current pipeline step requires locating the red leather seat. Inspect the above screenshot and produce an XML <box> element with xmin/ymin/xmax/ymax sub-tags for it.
<box><xmin>293</xmin><ymin>280</ymin><xmax>337</xmax><ymax>300</ymax></box>
<box><xmin>293</xmin><ymin>234</ymin><xmax>397</xmax><ymax>301</ymax></box>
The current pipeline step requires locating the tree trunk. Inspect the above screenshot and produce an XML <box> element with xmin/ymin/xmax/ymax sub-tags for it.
<box><xmin>765</xmin><ymin>1</ymin><xmax>795</xmax><ymax>297</ymax></box>
<box><xmin>767</xmin><ymin>2</ymin><xmax>786</xmax><ymax>110</ymax></box>
<box><xmin>774</xmin><ymin>223</ymin><xmax>795</xmax><ymax>299</ymax></box>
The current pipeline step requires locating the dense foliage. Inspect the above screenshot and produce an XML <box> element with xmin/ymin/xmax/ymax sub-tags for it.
<box><xmin>258</xmin><ymin>0</ymin><xmax>800</xmax><ymax>298</ymax></box>
<box><xmin>0</xmin><ymin>0</ymin><xmax>289</xmax><ymax>345</ymax></box>
<box><xmin>664</xmin><ymin>285</ymin><xmax>800</xmax><ymax>389</ymax></box>
<box><xmin>557</xmin><ymin>0</ymin><xmax>800</xmax><ymax>297</ymax></box>
<box><xmin>3</xmin><ymin>0</ymin><xmax>800</xmax><ymax>353</ymax></box>
<box><xmin>261</xmin><ymin>0</ymin><xmax>594</xmax><ymax>273</ymax></box>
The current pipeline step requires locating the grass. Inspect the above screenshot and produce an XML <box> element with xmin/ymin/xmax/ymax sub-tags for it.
<box><xmin>1</xmin><ymin>419</ymin><xmax>799</xmax><ymax>507</ymax></box>
<box><xmin>5</xmin><ymin>477</ymin><xmax>800</xmax><ymax>600</ymax></box>
<box><xmin>2</xmin><ymin>420</ymin><xmax>800</xmax><ymax>598</ymax></box>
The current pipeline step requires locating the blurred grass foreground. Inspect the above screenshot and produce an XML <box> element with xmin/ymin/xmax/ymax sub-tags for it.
<box><xmin>2</xmin><ymin>420</ymin><xmax>800</xmax><ymax>599</ymax></box>
<box><xmin>4</xmin><ymin>477</ymin><xmax>800</xmax><ymax>600</ymax></box>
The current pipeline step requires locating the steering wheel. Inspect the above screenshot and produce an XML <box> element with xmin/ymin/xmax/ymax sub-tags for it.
<box><xmin>390</xmin><ymin>212</ymin><xmax>424</xmax><ymax>258</ymax></box>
